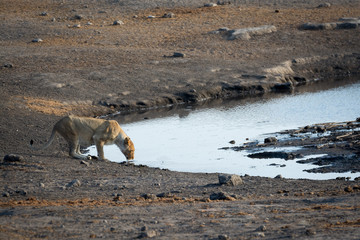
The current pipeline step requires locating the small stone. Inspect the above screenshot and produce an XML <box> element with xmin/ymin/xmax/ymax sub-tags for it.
<box><xmin>210</xmin><ymin>192</ymin><xmax>235</xmax><ymax>201</ymax></box>
<box><xmin>39</xmin><ymin>183</ymin><xmax>45</xmax><ymax>188</ymax></box>
<box><xmin>139</xmin><ymin>230</ymin><xmax>157</xmax><ymax>238</ymax></box>
<box><xmin>66</xmin><ymin>179</ymin><xmax>81</xmax><ymax>188</ymax></box>
<box><xmin>256</xmin><ymin>225</ymin><xmax>266</xmax><ymax>231</ymax></box>
<box><xmin>3</xmin><ymin>63</ymin><xmax>13</xmax><ymax>68</ymax></box>
<box><xmin>162</xmin><ymin>12</ymin><xmax>175</xmax><ymax>18</ymax></box>
<box><xmin>141</xmin><ymin>193</ymin><xmax>157</xmax><ymax>200</ymax></box>
<box><xmin>344</xmin><ymin>186</ymin><xmax>353</xmax><ymax>192</ymax></box>
<box><xmin>264</xmin><ymin>137</ymin><xmax>277</xmax><ymax>144</ymax></box>
<box><xmin>204</xmin><ymin>3</ymin><xmax>218</xmax><ymax>7</ymax></box>
<box><xmin>218</xmin><ymin>234</ymin><xmax>230</xmax><ymax>240</ymax></box>
<box><xmin>74</xmin><ymin>14</ymin><xmax>83</xmax><ymax>20</ymax></box>
<box><xmin>113</xmin><ymin>20</ymin><xmax>124</xmax><ymax>25</ymax></box>
<box><xmin>173</xmin><ymin>52</ymin><xmax>185</xmax><ymax>58</ymax></box>
<box><xmin>40</xmin><ymin>12</ymin><xmax>48</xmax><ymax>16</ymax></box>
<box><xmin>73</xmin><ymin>24</ymin><xmax>81</xmax><ymax>28</ymax></box>
<box><xmin>218</xmin><ymin>174</ymin><xmax>243</xmax><ymax>186</ymax></box>
<box><xmin>32</xmin><ymin>38</ymin><xmax>43</xmax><ymax>43</ymax></box>
<box><xmin>229</xmin><ymin>140</ymin><xmax>235</xmax><ymax>144</ymax></box>
<box><xmin>2</xmin><ymin>192</ymin><xmax>10</xmax><ymax>197</ymax></box>
<box><xmin>86</xmin><ymin>22</ymin><xmax>93</xmax><ymax>26</ymax></box>
<box><xmin>148</xmin><ymin>15</ymin><xmax>156</xmax><ymax>19</ymax></box>
<box><xmin>3</xmin><ymin>154</ymin><xmax>24</xmax><ymax>162</ymax></box>
<box><xmin>254</xmin><ymin>232</ymin><xmax>265</xmax><ymax>237</ymax></box>
<box><xmin>275</xmin><ymin>174</ymin><xmax>283</xmax><ymax>179</ymax></box>
<box><xmin>317</xmin><ymin>2</ymin><xmax>331</xmax><ymax>8</ymax></box>
<box><xmin>80</xmin><ymin>160</ymin><xmax>90</xmax><ymax>166</ymax></box>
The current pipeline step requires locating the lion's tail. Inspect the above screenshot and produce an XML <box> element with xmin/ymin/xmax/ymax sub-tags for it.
<box><xmin>30</xmin><ymin>128</ymin><xmax>57</xmax><ymax>151</ymax></box>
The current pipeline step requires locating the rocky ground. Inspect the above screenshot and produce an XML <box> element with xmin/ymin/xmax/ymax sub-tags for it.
<box><xmin>1</xmin><ymin>0</ymin><xmax>360</xmax><ymax>239</ymax></box>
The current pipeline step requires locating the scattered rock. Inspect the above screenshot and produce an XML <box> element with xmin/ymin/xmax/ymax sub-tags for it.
<box><xmin>210</xmin><ymin>192</ymin><xmax>235</xmax><ymax>200</ymax></box>
<box><xmin>162</xmin><ymin>12</ymin><xmax>175</xmax><ymax>18</ymax></box>
<box><xmin>80</xmin><ymin>160</ymin><xmax>90</xmax><ymax>166</ymax></box>
<box><xmin>66</xmin><ymin>179</ymin><xmax>81</xmax><ymax>188</ymax></box>
<box><xmin>227</xmin><ymin>25</ymin><xmax>277</xmax><ymax>40</ymax></box>
<box><xmin>32</xmin><ymin>38</ymin><xmax>43</xmax><ymax>43</ymax></box>
<box><xmin>156</xmin><ymin>192</ymin><xmax>173</xmax><ymax>198</ymax></box>
<box><xmin>254</xmin><ymin>232</ymin><xmax>265</xmax><ymax>237</ymax></box>
<box><xmin>173</xmin><ymin>52</ymin><xmax>185</xmax><ymax>58</ymax></box>
<box><xmin>73</xmin><ymin>24</ymin><xmax>81</xmax><ymax>28</ymax></box>
<box><xmin>305</xmin><ymin>228</ymin><xmax>316</xmax><ymax>236</ymax></box>
<box><xmin>256</xmin><ymin>225</ymin><xmax>267</xmax><ymax>231</ymax></box>
<box><xmin>264</xmin><ymin>137</ymin><xmax>277</xmax><ymax>144</ymax></box>
<box><xmin>344</xmin><ymin>186</ymin><xmax>353</xmax><ymax>192</ymax></box>
<box><xmin>229</xmin><ymin>140</ymin><xmax>235</xmax><ymax>144</ymax></box>
<box><xmin>218</xmin><ymin>174</ymin><xmax>243</xmax><ymax>186</ymax></box>
<box><xmin>141</xmin><ymin>193</ymin><xmax>157</xmax><ymax>200</ymax></box>
<box><xmin>317</xmin><ymin>2</ymin><xmax>331</xmax><ymax>8</ymax></box>
<box><xmin>2</xmin><ymin>192</ymin><xmax>10</xmax><ymax>197</ymax></box>
<box><xmin>3</xmin><ymin>154</ymin><xmax>24</xmax><ymax>162</ymax></box>
<box><xmin>271</xmin><ymin>82</ymin><xmax>294</xmax><ymax>92</ymax></box>
<box><xmin>148</xmin><ymin>15</ymin><xmax>156</xmax><ymax>19</ymax></box>
<box><xmin>74</xmin><ymin>14</ymin><xmax>83</xmax><ymax>20</ymax></box>
<box><xmin>113</xmin><ymin>20</ymin><xmax>124</xmax><ymax>25</ymax></box>
<box><xmin>39</xmin><ymin>183</ymin><xmax>45</xmax><ymax>188</ymax></box>
<box><xmin>218</xmin><ymin>234</ymin><xmax>231</xmax><ymax>240</ymax></box>
<box><xmin>139</xmin><ymin>226</ymin><xmax>157</xmax><ymax>238</ymax></box>
<box><xmin>2</xmin><ymin>63</ymin><xmax>13</xmax><ymax>68</ymax></box>
<box><xmin>40</xmin><ymin>12</ymin><xmax>48</xmax><ymax>16</ymax></box>
<box><xmin>204</xmin><ymin>3</ymin><xmax>218</xmax><ymax>7</ymax></box>
<box><xmin>275</xmin><ymin>174</ymin><xmax>283</xmax><ymax>179</ymax></box>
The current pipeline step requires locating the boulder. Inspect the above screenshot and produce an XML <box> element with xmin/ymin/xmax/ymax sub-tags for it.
<box><xmin>218</xmin><ymin>174</ymin><xmax>243</xmax><ymax>186</ymax></box>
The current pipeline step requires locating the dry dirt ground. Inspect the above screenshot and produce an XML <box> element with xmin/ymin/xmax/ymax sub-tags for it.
<box><xmin>1</xmin><ymin>0</ymin><xmax>360</xmax><ymax>239</ymax></box>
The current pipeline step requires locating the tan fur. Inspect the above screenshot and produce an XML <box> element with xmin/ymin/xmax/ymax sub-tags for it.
<box><xmin>30</xmin><ymin>116</ymin><xmax>134</xmax><ymax>161</ymax></box>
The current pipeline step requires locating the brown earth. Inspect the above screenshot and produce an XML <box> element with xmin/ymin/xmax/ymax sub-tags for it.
<box><xmin>1</xmin><ymin>0</ymin><xmax>360</xmax><ymax>239</ymax></box>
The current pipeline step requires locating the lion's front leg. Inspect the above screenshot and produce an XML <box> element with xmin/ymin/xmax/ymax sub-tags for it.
<box><xmin>95</xmin><ymin>141</ymin><xmax>108</xmax><ymax>161</ymax></box>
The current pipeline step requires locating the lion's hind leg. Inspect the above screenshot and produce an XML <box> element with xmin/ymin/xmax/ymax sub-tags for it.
<box><xmin>67</xmin><ymin>137</ymin><xmax>87</xmax><ymax>160</ymax></box>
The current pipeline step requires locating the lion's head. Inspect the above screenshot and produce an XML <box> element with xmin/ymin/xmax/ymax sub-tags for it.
<box><xmin>118</xmin><ymin>137</ymin><xmax>135</xmax><ymax>160</ymax></box>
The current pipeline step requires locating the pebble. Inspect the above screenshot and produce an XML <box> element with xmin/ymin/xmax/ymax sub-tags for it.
<box><xmin>74</xmin><ymin>14</ymin><xmax>83</xmax><ymax>20</ymax></box>
<box><xmin>66</xmin><ymin>179</ymin><xmax>81</xmax><ymax>188</ymax></box>
<box><xmin>73</xmin><ymin>24</ymin><xmax>81</xmax><ymax>28</ymax></box>
<box><xmin>218</xmin><ymin>234</ymin><xmax>231</xmax><ymax>240</ymax></box>
<box><xmin>39</xmin><ymin>183</ymin><xmax>45</xmax><ymax>188</ymax></box>
<box><xmin>264</xmin><ymin>137</ymin><xmax>277</xmax><ymax>144</ymax></box>
<box><xmin>173</xmin><ymin>52</ymin><xmax>185</xmax><ymax>58</ymax></box>
<box><xmin>275</xmin><ymin>174</ymin><xmax>283</xmax><ymax>179</ymax></box>
<box><xmin>40</xmin><ymin>12</ymin><xmax>48</xmax><ymax>16</ymax></box>
<box><xmin>3</xmin><ymin>154</ymin><xmax>24</xmax><ymax>162</ymax></box>
<box><xmin>2</xmin><ymin>192</ymin><xmax>10</xmax><ymax>197</ymax></box>
<box><xmin>204</xmin><ymin>3</ymin><xmax>218</xmax><ymax>7</ymax></box>
<box><xmin>32</xmin><ymin>38</ymin><xmax>43</xmax><ymax>43</ymax></box>
<box><xmin>210</xmin><ymin>192</ymin><xmax>235</xmax><ymax>200</ymax></box>
<box><xmin>256</xmin><ymin>225</ymin><xmax>267</xmax><ymax>231</ymax></box>
<box><xmin>162</xmin><ymin>12</ymin><xmax>175</xmax><ymax>18</ymax></box>
<box><xmin>113</xmin><ymin>20</ymin><xmax>124</xmax><ymax>25</ymax></box>
<box><xmin>80</xmin><ymin>160</ymin><xmax>90</xmax><ymax>166</ymax></box>
<box><xmin>2</xmin><ymin>63</ymin><xmax>13</xmax><ymax>68</ymax></box>
<box><xmin>148</xmin><ymin>15</ymin><xmax>156</xmax><ymax>19</ymax></box>
<box><xmin>229</xmin><ymin>140</ymin><xmax>235</xmax><ymax>144</ymax></box>
<box><xmin>317</xmin><ymin>2</ymin><xmax>331</xmax><ymax>8</ymax></box>
<box><xmin>218</xmin><ymin>174</ymin><xmax>243</xmax><ymax>186</ymax></box>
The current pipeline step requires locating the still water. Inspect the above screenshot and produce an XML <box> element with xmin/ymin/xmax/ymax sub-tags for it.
<box><xmin>89</xmin><ymin>81</ymin><xmax>360</xmax><ymax>180</ymax></box>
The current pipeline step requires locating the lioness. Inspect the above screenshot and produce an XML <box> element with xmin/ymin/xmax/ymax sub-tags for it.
<box><xmin>30</xmin><ymin>116</ymin><xmax>134</xmax><ymax>161</ymax></box>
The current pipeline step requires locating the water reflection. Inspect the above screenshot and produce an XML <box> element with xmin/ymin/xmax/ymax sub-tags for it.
<box><xmin>89</xmin><ymin>80</ymin><xmax>360</xmax><ymax>180</ymax></box>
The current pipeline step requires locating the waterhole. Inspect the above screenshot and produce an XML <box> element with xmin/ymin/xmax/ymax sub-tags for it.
<box><xmin>88</xmin><ymin>80</ymin><xmax>360</xmax><ymax>180</ymax></box>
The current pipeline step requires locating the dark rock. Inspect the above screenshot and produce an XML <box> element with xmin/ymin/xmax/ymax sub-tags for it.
<box><xmin>210</xmin><ymin>192</ymin><xmax>235</xmax><ymax>200</ymax></box>
<box><xmin>272</xmin><ymin>82</ymin><xmax>293</xmax><ymax>92</ymax></box>
<box><xmin>317</xmin><ymin>3</ymin><xmax>331</xmax><ymax>8</ymax></box>
<box><xmin>156</xmin><ymin>192</ymin><xmax>173</xmax><ymax>198</ymax></box>
<box><xmin>173</xmin><ymin>52</ymin><xmax>185</xmax><ymax>58</ymax></box>
<box><xmin>2</xmin><ymin>192</ymin><xmax>10</xmax><ymax>197</ymax></box>
<box><xmin>275</xmin><ymin>174</ymin><xmax>283</xmax><ymax>179</ymax></box>
<box><xmin>229</xmin><ymin>140</ymin><xmax>235</xmax><ymax>144</ymax></box>
<box><xmin>74</xmin><ymin>14</ymin><xmax>83</xmax><ymax>20</ymax></box>
<box><xmin>141</xmin><ymin>193</ymin><xmax>157</xmax><ymax>200</ymax></box>
<box><xmin>344</xmin><ymin>186</ymin><xmax>353</xmax><ymax>192</ymax></box>
<box><xmin>66</xmin><ymin>179</ymin><xmax>81</xmax><ymax>188</ymax></box>
<box><xmin>218</xmin><ymin>174</ymin><xmax>243</xmax><ymax>186</ymax></box>
<box><xmin>162</xmin><ymin>12</ymin><xmax>175</xmax><ymax>18</ymax></box>
<box><xmin>248</xmin><ymin>151</ymin><xmax>301</xmax><ymax>160</ymax></box>
<box><xmin>264</xmin><ymin>137</ymin><xmax>277</xmax><ymax>144</ymax></box>
<box><xmin>4</xmin><ymin>154</ymin><xmax>24</xmax><ymax>162</ymax></box>
<box><xmin>3</xmin><ymin>63</ymin><xmax>13</xmax><ymax>68</ymax></box>
<box><xmin>336</xmin><ymin>22</ymin><xmax>358</xmax><ymax>29</ymax></box>
<box><xmin>218</xmin><ymin>234</ymin><xmax>231</xmax><ymax>240</ymax></box>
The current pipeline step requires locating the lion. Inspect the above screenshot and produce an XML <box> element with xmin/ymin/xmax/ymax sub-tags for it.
<box><xmin>30</xmin><ymin>115</ymin><xmax>134</xmax><ymax>161</ymax></box>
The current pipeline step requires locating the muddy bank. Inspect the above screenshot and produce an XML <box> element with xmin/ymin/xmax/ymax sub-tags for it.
<box><xmin>226</xmin><ymin>119</ymin><xmax>360</xmax><ymax>174</ymax></box>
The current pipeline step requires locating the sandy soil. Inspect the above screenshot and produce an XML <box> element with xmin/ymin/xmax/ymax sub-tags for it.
<box><xmin>1</xmin><ymin>0</ymin><xmax>360</xmax><ymax>239</ymax></box>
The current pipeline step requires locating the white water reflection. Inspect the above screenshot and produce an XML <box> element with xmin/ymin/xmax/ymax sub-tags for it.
<box><xmin>88</xmin><ymin>82</ymin><xmax>360</xmax><ymax>180</ymax></box>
